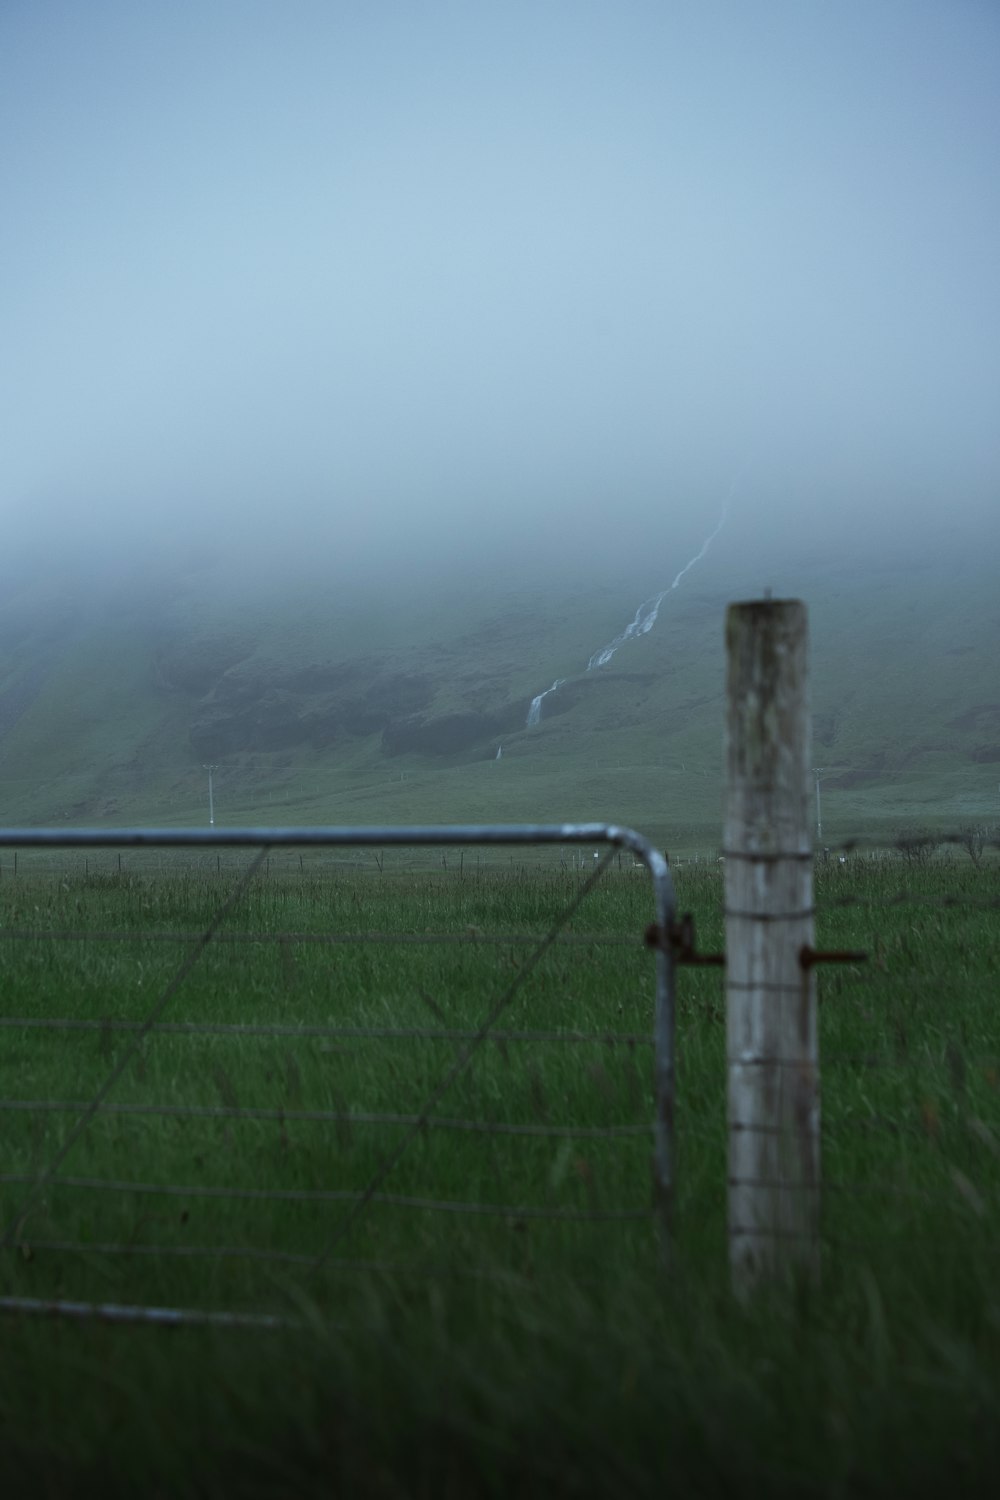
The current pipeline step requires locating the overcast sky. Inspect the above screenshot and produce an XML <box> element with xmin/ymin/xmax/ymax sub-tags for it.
<box><xmin>2</xmin><ymin>0</ymin><xmax>998</xmax><ymax>581</ymax></box>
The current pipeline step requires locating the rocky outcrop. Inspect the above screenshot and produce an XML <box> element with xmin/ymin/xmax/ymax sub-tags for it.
<box><xmin>187</xmin><ymin>659</ymin><xmax>437</xmax><ymax>758</ymax></box>
<box><xmin>189</xmin><ymin>686</ymin><xmax>309</xmax><ymax>758</ymax></box>
<box><xmin>381</xmin><ymin>699</ymin><xmax>530</xmax><ymax>757</ymax></box>
<box><xmin>947</xmin><ymin>704</ymin><xmax>1000</xmax><ymax>733</ymax></box>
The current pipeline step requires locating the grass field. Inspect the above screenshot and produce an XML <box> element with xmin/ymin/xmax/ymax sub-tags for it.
<box><xmin>1</xmin><ymin>843</ymin><xmax>999</xmax><ymax>1496</ymax></box>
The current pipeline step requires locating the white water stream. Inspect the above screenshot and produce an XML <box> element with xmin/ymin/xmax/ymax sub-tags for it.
<box><xmin>525</xmin><ymin>499</ymin><xmax>730</xmax><ymax>728</ymax></box>
<box><xmin>526</xmin><ymin>677</ymin><xmax>566</xmax><ymax>729</ymax></box>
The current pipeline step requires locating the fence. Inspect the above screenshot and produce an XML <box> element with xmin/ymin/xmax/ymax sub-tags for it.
<box><xmin>1</xmin><ymin>602</ymin><xmax>998</xmax><ymax>1320</ymax></box>
<box><xmin>809</xmin><ymin>831</ymin><xmax>1000</xmax><ymax>1275</ymax></box>
<box><xmin>662</xmin><ymin>827</ymin><xmax>1000</xmax><ymax>1295</ymax></box>
<box><xmin>716</xmin><ymin>600</ymin><xmax>1000</xmax><ymax>1294</ymax></box>
<box><xmin>0</xmin><ymin>823</ymin><xmax>675</xmax><ymax>1327</ymax></box>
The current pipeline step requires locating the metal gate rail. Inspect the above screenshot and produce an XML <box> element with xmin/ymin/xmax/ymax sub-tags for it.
<box><xmin>0</xmin><ymin>822</ymin><xmax>676</xmax><ymax>1327</ymax></box>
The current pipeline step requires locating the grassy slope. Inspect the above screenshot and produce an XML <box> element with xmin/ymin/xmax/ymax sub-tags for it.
<box><xmin>0</xmin><ymin>522</ymin><xmax>997</xmax><ymax>847</ymax></box>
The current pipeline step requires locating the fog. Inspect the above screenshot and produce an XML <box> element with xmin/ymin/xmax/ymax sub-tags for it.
<box><xmin>2</xmin><ymin>0</ymin><xmax>998</xmax><ymax>591</ymax></box>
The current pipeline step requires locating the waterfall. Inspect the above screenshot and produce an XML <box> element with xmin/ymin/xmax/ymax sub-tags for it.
<box><xmin>525</xmin><ymin>497</ymin><xmax>731</xmax><ymax>728</ymax></box>
<box><xmin>586</xmin><ymin>503</ymin><xmax>730</xmax><ymax>672</ymax></box>
<box><xmin>526</xmin><ymin>678</ymin><xmax>566</xmax><ymax>728</ymax></box>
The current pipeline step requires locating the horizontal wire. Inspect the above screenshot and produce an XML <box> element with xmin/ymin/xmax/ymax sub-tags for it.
<box><xmin>792</xmin><ymin>971</ymin><xmax>994</xmax><ymax>991</ymax></box>
<box><xmin>0</xmin><ymin>927</ymin><xmax>642</xmax><ymax>948</ymax></box>
<box><xmin>728</xmin><ymin>1223</ymin><xmax>820</xmax><ymax>1242</ymax></box>
<box><xmin>727</xmin><ymin>1178</ymin><xmax>970</xmax><ymax>1203</ymax></box>
<box><xmin>814</xmin><ymin>833</ymin><xmax>1000</xmax><ymax>856</ymax></box>
<box><xmin>724</xmin><ymin>908</ymin><xmax>816</xmax><ymax>922</ymax></box>
<box><xmin>730</xmin><ymin>1053</ymin><xmax>1000</xmax><ymax>1070</ymax></box>
<box><xmin>0</xmin><ymin>1098</ymin><xmax>651</xmax><ymax>1138</ymax></box>
<box><xmin>728</xmin><ymin>1118</ymin><xmax>937</xmax><ymax>1137</ymax></box>
<box><xmin>723</xmin><ymin>980</ymin><xmax>810</xmax><ymax>995</ymax></box>
<box><xmin>727</xmin><ymin>1057</ymin><xmax>819</xmax><ymax>1068</ymax></box>
<box><xmin>13</xmin><ymin>1238</ymin><xmax>318</xmax><ymax>1266</ymax></box>
<box><xmin>0</xmin><ymin>1017</ymin><xmax>653</xmax><ymax>1045</ymax></box>
<box><xmin>822</xmin><ymin>1233</ymin><xmax>1000</xmax><ymax>1252</ymax></box>
<box><xmin>0</xmin><ymin>1174</ymin><xmax>652</xmax><ymax>1220</ymax></box>
<box><xmin>817</xmin><ymin>981</ymin><xmax>989</xmax><ymax>996</ymax></box>
<box><xmin>724</xmin><ymin>1052</ymin><xmax>1000</xmax><ymax>1068</ymax></box>
<box><xmin>730</xmin><ymin>1225</ymin><xmax>1000</xmax><ymax>1250</ymax></box>
<box><xmin>816</xmin><ymin>894</ymin><xmax>1000</xmax><ymax>912</ymax></box>
<box><xmin>9</xmin><ymin>1239</ymin><xmax>541</xmax><ymax>1281</ymax></box>
<box><xmin>719</xmin><ymin>849</ymin><xmax>813</xmax><ymax>863</ymax></box>
<box><xmin>0</xmin><ymin>1295</ymin><xmax>295</xmax><ymax>1330</ymax></box>
<box><xmin>728</xmin><ymin>1178</ymin><xmax>818</xmax><ymax>1192</ymax></box>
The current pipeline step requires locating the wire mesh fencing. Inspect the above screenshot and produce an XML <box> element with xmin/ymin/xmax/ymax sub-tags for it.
<box><xmin>667</xmin><ymin>829</ymin><xmax>1000</xmax><ymax>1276</ymax></box>
<box><xmin>0</xmin><ymin>824</ymin><xmax>674</xmax><ymax>1327</ymax></box>
<box><xmin>3</xmin><ymin>819</ymin><xmax>995</xmax><ymax>1323</ymax></box>
<box><xmin>810</xmin><ymin>831</ymin><xmax>1000</xmax><ymax>1262</ymax></box>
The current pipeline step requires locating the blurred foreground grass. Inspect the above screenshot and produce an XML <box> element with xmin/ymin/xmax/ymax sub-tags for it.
<box><xmin>1</xmin><ymin>848</ymin><xmax>998</xmax><ymax>1496</ymax></box>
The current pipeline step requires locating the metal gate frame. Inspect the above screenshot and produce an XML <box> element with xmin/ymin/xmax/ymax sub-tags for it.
<box><xmin>0</xmin><ymin>822</ymin><xmax>676</xmax><ymax>1326</ymax></box>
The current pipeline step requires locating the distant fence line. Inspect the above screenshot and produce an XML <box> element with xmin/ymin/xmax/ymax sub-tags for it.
<box><xmin>0</xmin><ymin>825</ymin><xmax>994</xmax><ymax>880</ymax></box>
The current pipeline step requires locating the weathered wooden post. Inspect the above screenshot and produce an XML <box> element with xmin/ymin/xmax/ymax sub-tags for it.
<box><xmin>725</xmin><ymin>600</ymin><xmax>819</xmax><ymax>1294</ymax></box>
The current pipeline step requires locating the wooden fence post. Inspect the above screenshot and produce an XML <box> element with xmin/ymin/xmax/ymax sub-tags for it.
<box><xmin>725</xmin><ymin>600</ymin><xmax>819</xmax><ymax>1294</ymax></box>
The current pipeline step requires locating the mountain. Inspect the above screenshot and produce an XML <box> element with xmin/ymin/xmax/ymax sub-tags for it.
<box><xmin>0</xmin><ymin>516</ymin><xmax>996</xmax><ymax>852</ymax></box>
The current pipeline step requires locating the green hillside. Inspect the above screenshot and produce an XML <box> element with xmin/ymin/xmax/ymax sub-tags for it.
<box><xmin>0</xmin><ymin>519</ymin><xmax>996</xmax><ymax>851</ymax></box>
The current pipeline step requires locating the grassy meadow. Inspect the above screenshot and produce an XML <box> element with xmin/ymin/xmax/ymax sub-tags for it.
<box><xmin>1</xmin><ymin>842</ymin><xmax>999</xmax><ymax>1495</ymax></box>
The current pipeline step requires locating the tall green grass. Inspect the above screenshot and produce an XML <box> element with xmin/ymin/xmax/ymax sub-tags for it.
<box><xmin>1</xmin><ymin>850</ymin><xmax>998</xmax><ymax>1496</ymax></box>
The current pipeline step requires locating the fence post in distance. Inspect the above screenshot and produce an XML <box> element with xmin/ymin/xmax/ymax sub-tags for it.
<box><xmin>724</xmin><ymin>599</ymin><xmax>820</xmax><ymax>1295</ymax></box>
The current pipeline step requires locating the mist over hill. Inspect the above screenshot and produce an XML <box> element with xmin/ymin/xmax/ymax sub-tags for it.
<box><xmin>0</xmin><ymin>507</ymin><xmax>996</xmax><ymax>849</ymax></box>
<box><xmin>3</xmin><ymin>3</ymin><xmax>997</xmax><ymax>845</ymax></box>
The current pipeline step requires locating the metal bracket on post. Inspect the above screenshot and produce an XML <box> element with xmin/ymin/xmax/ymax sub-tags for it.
<box><xmin>799</xmin><ymin>945</ymin><xmax>868</xmax><ymax>969</ymax></box>
<box><xmin>645</xmin><ymin>914</ymin><xmax>724</xmax><ymax>966</ymax></box>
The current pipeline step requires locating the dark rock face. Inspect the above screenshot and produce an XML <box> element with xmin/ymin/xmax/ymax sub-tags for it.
<box><xmin>381</xmin><ymin>712</ymin><xmax>503</xmax><ymax>756</ymax></box>
<box><xmin>947</xmin><ymin>703</ymin><xmax>1000</xmax><ymax>733</ymax></box>
<box><xmin>189</xmin><ymin>687</ymin><xmax>309</xmax><ymax>758</ymax></box>
<box><xmin>381</xmin><ymin>699</ymin><xmax>530</xmax><ymax>757</ymax></box>
<box><xmin>187</xmin><ymin>660</ymin><xmax>438</xmax><ymax>758</ymax></box>
<box><xmin>531</xmin><ymin>686</ymin><xmax>581</xmax><ymax>723</ymax></box>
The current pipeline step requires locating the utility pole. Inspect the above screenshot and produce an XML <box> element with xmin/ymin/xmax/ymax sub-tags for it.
<box><xmin>813</xmin><ymin>767</ymin><xmax>825</xmax><ymax>842</ymax></box>
<box><xmin>203</xmin><ymin>764</ymin><xmax>218</xmax><ymax>826</ymax></box>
